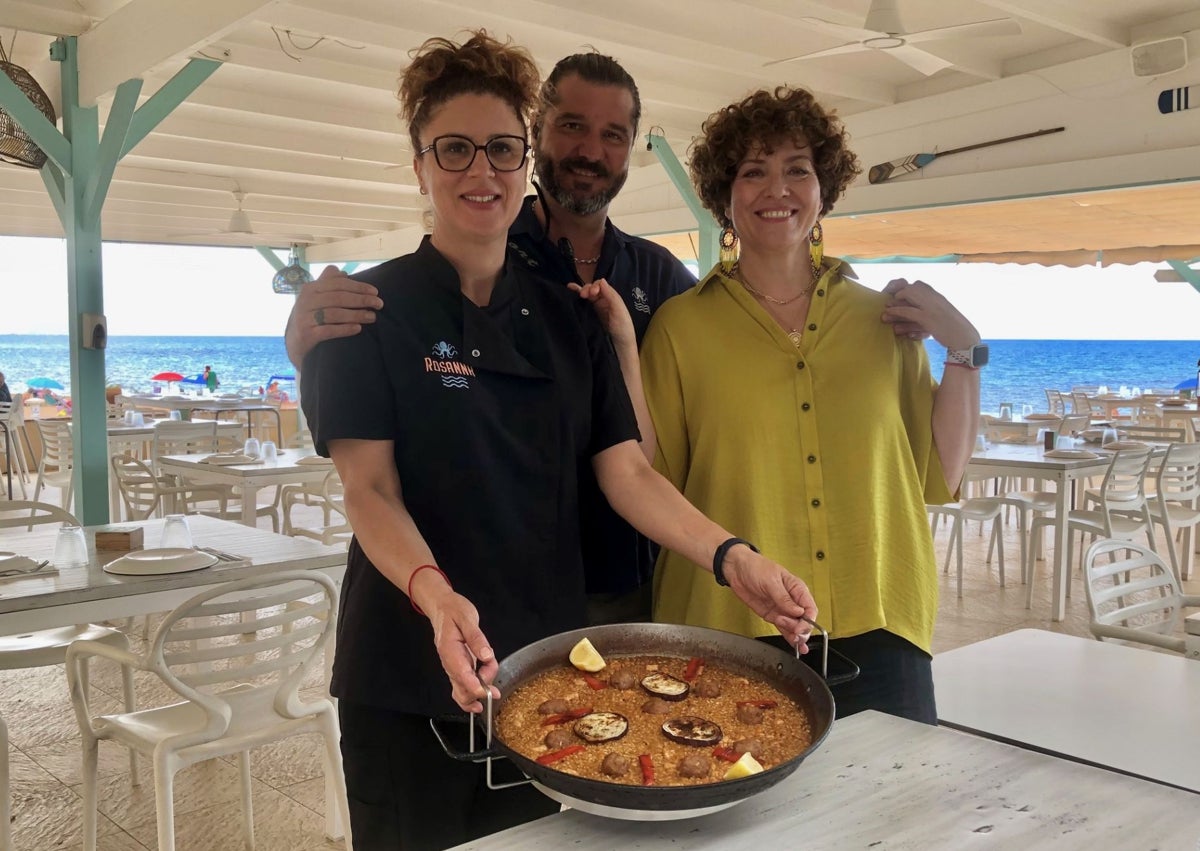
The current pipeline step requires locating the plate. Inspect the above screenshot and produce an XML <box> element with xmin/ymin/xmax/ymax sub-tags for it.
<box><xmin>1160</xmin><ymin>399</ymin><xmax>1189</xmax><ymax>406</ymax></box>
<box><xmin>1099</xmin><ymin>441</ymin><xmax>1147</xmax><ymax>451</ymax></box>
<box><xmin>202</xmin><ymin>453</ymin><xmax>258</xmax><ymax>465</ymax></box>
<box><xmin>295</xmin><ymin>455</ymin><xmax>333</xmax><ymax>466</ymax></box>
<box><xmin>1044</xmin><ymin>449</ymin><xmax>1101</xmax><ymax>460</ymax></box>
<box><xmin>103</xmin><ymin>548</ymin><xmax>218</xmax><ymax>575</ymax></box>
<box><xmin>0</xmin><ymin>552</ymin><xmax>42</xmax><ymax>572</ymax></box>
<box><xmin>1024</xmin><ymin>413</ymin><xmax>1060</xmax><ymax>421</ymax></box>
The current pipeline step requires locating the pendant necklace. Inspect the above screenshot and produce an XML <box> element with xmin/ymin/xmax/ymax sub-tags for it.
<box><xmin>735</xmin><ymin>261</ymin><xmax>821</xmax><ymax>348</ymax></box>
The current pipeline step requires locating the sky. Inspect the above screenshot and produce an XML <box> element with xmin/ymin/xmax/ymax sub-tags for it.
<box><xmin>0</xmin><ymin>235</ymin><xmax>1198</xmax><ymax>339</ymax></box>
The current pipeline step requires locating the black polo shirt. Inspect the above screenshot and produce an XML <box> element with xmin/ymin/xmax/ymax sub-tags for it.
<box><xmin>508</xmin><ymin>194</ymin><xmax>696</xmax><ymax>595</ymax></box>
<box><xmin>302</xmin><ymin>237</ymin><xmax>639</xmax><ymax>717</ymax></box>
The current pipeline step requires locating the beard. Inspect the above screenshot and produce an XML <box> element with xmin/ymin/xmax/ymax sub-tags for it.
<box><xmin>534</xmin><ymin>151</ymin><xmax>629</xmax><ymax>217</ymax></box>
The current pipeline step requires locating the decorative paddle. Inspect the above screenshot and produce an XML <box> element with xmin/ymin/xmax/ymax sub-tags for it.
<box><xmin>1158</xmin><ymin>85</ymin><xmax>1196</xmax><ymax>114</ymax></box>
<box><xmin>867</xmin><ymin>126</ymin><xmax>1065</xmax><ymax>184</ymax></box>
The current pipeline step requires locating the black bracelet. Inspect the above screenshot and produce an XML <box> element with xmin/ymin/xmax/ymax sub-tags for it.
<box><xmin>713</xmin><ymin>537</ymin><xmax>758</xmax><ymax>587</ymax></box>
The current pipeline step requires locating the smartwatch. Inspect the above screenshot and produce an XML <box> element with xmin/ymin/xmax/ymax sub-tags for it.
<box><xmin>946</xmin><ymin>343</ymin><xmax>988</xmax><ymax>369</ymax></box>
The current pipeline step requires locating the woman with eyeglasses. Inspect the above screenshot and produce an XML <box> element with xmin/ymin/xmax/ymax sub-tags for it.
<box><xmin>301</xmin><ymin>32</ymin><xmax>818</xmax><ymax>851</ymax></box>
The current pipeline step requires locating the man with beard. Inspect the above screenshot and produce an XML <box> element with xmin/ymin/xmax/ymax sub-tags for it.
<box><xmin>285</xmin><ymin>52</ymin><xmax>696</xmax><ymax>623</ymax></box>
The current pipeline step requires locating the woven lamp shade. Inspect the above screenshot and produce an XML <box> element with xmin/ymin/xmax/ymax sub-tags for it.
<box><xmin>0</xmin><ymin>59</ymin><xmax>57</xmax><ymax>169</ymax></box>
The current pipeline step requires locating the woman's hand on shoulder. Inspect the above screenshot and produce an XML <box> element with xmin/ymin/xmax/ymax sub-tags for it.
<box><xmin>422</xmin><ymin>588</ymin><xmax>500</xmax><ymax>713</ymax></box>
<box><xmin>879</xmin><ymin>278</ymin><xmax>979</xmax><ymax>349</ymax></box>
<box><xmin>723</xmin><ymin>549</ymin><xmax>818</xmax><ymax>652</ymax></box>
<box><xmin>569</xmin><ymin>278</ymin><xmax>636</xmax><ymax>350</ymax></box>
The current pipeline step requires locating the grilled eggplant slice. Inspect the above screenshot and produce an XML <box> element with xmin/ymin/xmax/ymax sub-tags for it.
<box><xmin>573</xmin><ymin>711</ymin><xmax>629</xmax><ymax>744</ymax></box>
<box><xmin>661</xmin><ymin>716</ymin><xmax>723</xmax><ymax>747</ymax></box>
<box><xmin>641</xmin><ymin>672</ymin><xmax>690</xmax><ymax>701</ymax></box>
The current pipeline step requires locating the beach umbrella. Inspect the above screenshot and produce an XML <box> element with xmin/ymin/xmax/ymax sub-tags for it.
<box><xmin>26</xmin><ymin>376</ymin><xmax>64</xmax><ymax>390</ymax></box>
<box><xmin>152</xmin><ymin>371</ymin><xmax>184</xmax><ymax>382</ymax></box>
<box><xmin>180</xmin><ymin>374</ymin><xmax>206</xmax><ymax>385</ymax></box>
<box><xmin>1175</xmin><ymin>376</ymin><xmax>1198</xmax><ymax>391</ymax></box>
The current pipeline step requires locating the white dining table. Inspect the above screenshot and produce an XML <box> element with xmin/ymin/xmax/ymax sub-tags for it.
<box><xmin>123</xmin><ymin>395</ymin><xmax>283</xmax><ymax>443</ymax></box>
<box><xmin>934</xmin><ymin>628</ymin><xmax>1200</xmax><ymax>794</ymax></box>
<box><xmin>445</xmin><ymin>710</ymin><xmax>1200</xmax><ymax>850</ymax></box>
<box><xmin>0</xmin><ymin>514</ymin><xmax>349</xmax><ymax>838</ymax></box>
<box><xmin>158</xmin><ymin>449</ymin><xmax>334</xmax><ymax>526</ymax></box>
<box><xmin>967</xmin><ymin>443</ymin><xmax>1129</xmax><ymax>621</ymax></box>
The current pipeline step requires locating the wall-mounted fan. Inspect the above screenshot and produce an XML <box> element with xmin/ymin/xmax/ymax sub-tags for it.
<box><xmin>169</xmin><ymin>190</ymin><xmax>313</xmax><ymax>245</ymax></box>
<box><xmin>766</xmin><ymin>0</ymin><xmax>1021</xmax><ymax>76</ymax></box>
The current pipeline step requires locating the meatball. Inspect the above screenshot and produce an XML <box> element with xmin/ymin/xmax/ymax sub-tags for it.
<box><xmin>600</xmin><ymin>752</ymin><xmax>631</xmax><ymax>777</ymax></box>
<box><xmin>642</xmin><ymin>697</ymin><xmax>673</xmax><ymax>715</ymax></box>
<box><xmin>537</xmin><ymin>698</ymin><xmax>570</xmax><ymax>715</ymax></box>
<box><xmin>736</xmin><ymin>703</ymin><xmax>765</xmax><ymax>725</ymax></box>
<box><xmin>677</xmin><ymin>753</ymin><xmax>711</xmax><ymax>778</ymax></box>
<box><xmin>733</xmin><ymin>738</ymin><xmax>764</xmax><ymax>758</ymax></box>
<box><xmin>608</xmin><ymin>669</ymin><xmax>638</xmax><ymax>690</ymax></box>
<box><xmin>544</xmin><ymin>728</ymin><xmax>575</xmax><ymax>749</ymax></box>
<box><xmin>693</xmin><ymin>678</ymin><xmax>722</xmax><ymax>698</ymax></box>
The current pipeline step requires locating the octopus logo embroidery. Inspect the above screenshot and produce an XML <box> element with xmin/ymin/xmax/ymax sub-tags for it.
<box><xmin>632</xmin><ymin>286</ymin><xmax>651</xmax><ymax>314</ymax></box>
<box><xmin>425</xmin><ymin>341</ymin><xmax>475</xmax><ymax>389</ymax></box>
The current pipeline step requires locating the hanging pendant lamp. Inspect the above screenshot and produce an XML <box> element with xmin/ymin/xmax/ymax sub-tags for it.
<box><xmin>0</xmin><ymin>41</ymin><xmax>56</xmax><ymax>169</ymax></box>
<box><xmin>272</xmin><ymin>244</ymin><xmax>313</xmax><ymax>294</ymax></box>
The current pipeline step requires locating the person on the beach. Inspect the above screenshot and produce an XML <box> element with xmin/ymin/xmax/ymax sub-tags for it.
<box><xmin>202</xmin><ymin>365</ymin><xmax>220</xmax><ymax>392</ymax></box>
<box><xmin>286</xmin><ymin>50</ymin><xmax>695</xmax><ymax>625</ymax></box>
<box><xmin>0</xmin><ymin>372</ymin><xmax>10</xmax><ymax>405</ymax></box>
<box><xmin>639</xmin><ymin>85</ymin><xmax>982</xmax><ymax>724</ymax></box>
<box><xmin>301</xmin><ymin>31</ymin><xmax>817</xmax><ymax>851</ymax></box>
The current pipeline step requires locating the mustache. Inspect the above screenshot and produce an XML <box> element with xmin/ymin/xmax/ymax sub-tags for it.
<box><xmin>557</xmin><ymin>156</ymin><xmax>611</xmax><ymax>180</ymax></box>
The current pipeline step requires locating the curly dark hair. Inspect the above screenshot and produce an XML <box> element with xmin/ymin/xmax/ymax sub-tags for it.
<box><xmin>689</xmin><ymin>86</ymin><xmax>861</xmax><ymax>226</ymax></box>
<box><xmin>399</xmin><ymin>30</ymin><xmax>541</xmax><ymax>152</ymax></box>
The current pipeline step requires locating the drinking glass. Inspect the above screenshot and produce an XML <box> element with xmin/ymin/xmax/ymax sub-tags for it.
<box><xmin>243</xmin><ymin>437</ymin><xmax>261</xmax><ymax>459</ymax></box>
<box><xmin>260</xmin><ymin>441</ymin><xmax>278</xmax><ymax>463</ymax></box>
<box><xmin>1101</xmin><ymin>427</ymin><xmax>1120</xmax><ymax>447</ymax></box>
<box><xmin>52</xmin><ymin>525</ymin><xmax>89</xmax><ymax>567</ymax></box>
<box><xmin>974</xmin><ymin>434</ymin><xmax>989</xmax><ymax>453</ymax></box>
<box><xmin>998</xmin><ymin>403</ymin><xmax>1013</xmax><ymax>421</ymax></box>
<box><xmin>168</xmin><ymin>410</ymin><xmax>182</xmax><ymax>421</ymax></box>
<box><xmin>1021</xmin><ymin>404</ymin><xmax>1034</xmax><ymax>419</ymax></box>
<box><xmin>1055</xmin><ymin>435</ymin><xmax>1075</xmax><ymax>450</ymax></box>
<box><xmin>132</xmin><ymin>412</ymin><xmax>145</xmax><ymax>427</ymax></box>
<box><xmin>123</xmin><ymin>409</ymin><xmax>135</xmax><ymax>425</ymax></box>
<box><xmin>160</xmin><ymin>514</ymin><xmax>193</xmax><ymax>549</ymax></box>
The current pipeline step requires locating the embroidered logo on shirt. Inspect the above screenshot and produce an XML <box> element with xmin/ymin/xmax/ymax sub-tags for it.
<box><xmin>632</xmin><ymin>285</ymin><xmax>651</xmax><ymax>314</ymax></box>
<box><xmin>425</xmin><ymin>341</ymin><xmax>474</xmax><ymax>389</ymax></box>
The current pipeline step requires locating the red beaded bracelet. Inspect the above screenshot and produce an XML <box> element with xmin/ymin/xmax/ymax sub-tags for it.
<box><xmin>407</xmin><ymin>564</ymin><xmax>451</xmax><ymax>616</ymax></box>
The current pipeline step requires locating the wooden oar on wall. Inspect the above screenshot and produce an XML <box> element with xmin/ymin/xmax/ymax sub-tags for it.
<box><xmin>867</xmin><ymin>126</ymin><xmax>1065</xmax><ymax>184</ymax></box>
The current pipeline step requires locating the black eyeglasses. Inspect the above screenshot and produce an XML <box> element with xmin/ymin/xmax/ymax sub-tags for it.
<box><xmin>417</xmin><ymin>134</ymin><xmax>530</xmax><ymax>172</ymax></box>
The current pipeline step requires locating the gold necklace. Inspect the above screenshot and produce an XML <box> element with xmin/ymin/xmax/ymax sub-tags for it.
<box><xmin>735</xmin><ymin>262</ymin><xmax>821</xmax><ymax>347</ymax></box>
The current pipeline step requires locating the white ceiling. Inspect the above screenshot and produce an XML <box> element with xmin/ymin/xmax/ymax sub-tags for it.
<box><xmin>1</xmin><ymin>0</ymin><xmax>1199</xmax><ymax>263</ymax></box>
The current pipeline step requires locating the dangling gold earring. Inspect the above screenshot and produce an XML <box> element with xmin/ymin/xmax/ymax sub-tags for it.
<box><xmin>719</xmin><ymin>225</ymin><xmax>739</xmax><ymax>274</ymax></box>
<box><xmin>809</xmin><ymin>221</ymin><xmax>824</xmax><ymax>279</ymax></box>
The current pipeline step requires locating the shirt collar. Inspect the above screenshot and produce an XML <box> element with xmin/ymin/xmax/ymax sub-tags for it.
<box><xmin>697</xmin><ymin>256</ymin><xmax>855</xmax><ymax>292</ymax></box>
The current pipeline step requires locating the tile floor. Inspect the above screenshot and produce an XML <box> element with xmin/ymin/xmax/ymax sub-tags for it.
<box><xmin>2</xmin><ymin>487</ymin><xmax>1195</xmax><ymax>849</ymax></box>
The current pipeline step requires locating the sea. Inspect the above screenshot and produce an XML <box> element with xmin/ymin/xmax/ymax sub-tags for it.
<box><xmin>0</xmin><ymin>335</ymin><xmax>1196</xmax><ymax>413</ymax></box>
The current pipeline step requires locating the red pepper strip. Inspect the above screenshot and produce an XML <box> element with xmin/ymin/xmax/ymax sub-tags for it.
<box><xmin>736</xmin><ymin>699</ymin><xmax>778</xmax><ymax>709</ymax></box>
<box><xmin>712</xmin><ymin>746</ymin><xmax>740</xmax><ymax>763</ymax></box>
<box><xmin>541</xmin><ymin>706</ymin><xmax>593</xmax><ymax>726</ymax></box>
<box><xmin>683</xmin><ymin>657</ymin><xmax>704</xmax><ymax>681</ymax></box>
<box><xmin>639</xmin><ymin>753</ymin><xmax>655</xmax><ymax>786</ymax></box>
<box><xmin>583</xmin><ymin>674</ymin><xmax>607</xmax><ymax>690</ymax></box>
<box><xmin>536</xmin><ymin>744</ymin><xmax>585</xmax><ymax>766</ymax></box>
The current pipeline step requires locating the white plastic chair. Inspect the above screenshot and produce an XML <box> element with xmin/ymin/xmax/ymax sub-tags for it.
<box><xmin>111</xmin><ymin>453</ymin><xmax>231</xmax><ymax>521</ymax></box>
<box><xmin>0</xmin><ymin>501</ymin><xmax>137</xmax><ymax>849</ymax></box>
<box><xmin>0</xmin><ymin>400</ymin><xmax>30</xmax><ymax>499</ymax></box>
<box><xmin>927</xmin><ymin>496</ymin><xmax>1007</xmax><ymax>598</ymax></box>
<box><xmin>1146</xmin><ymin>442</ymin><xmax>1200</xmax><ymax>581</ymax></box>
<box><xmin>1027</xmin><ymin>445</ymin><xmax>1156</xmax><ymax>608</ymax></box>
<box><xmin>30</xmin><ymin>418</ymin><xmax>74</xmax><ymax>510</ymax></box>
<box><xmin>1082</xmin><ymin>538</ymin><xmax>1200</xmax><ymax>656</ymax></box>
<box><xmin>283</xmin><ymin>469</ymin><xmax>350</xmax><ymax>544</ymax></box>
<box><xmin>67</xmin><ymin>570</ymin><xmax>351</xmax><ymax>851</ymax></box>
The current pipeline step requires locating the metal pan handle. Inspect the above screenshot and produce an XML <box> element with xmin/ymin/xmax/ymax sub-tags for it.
<box><xmin>428</xmin><ymin>672</ymin><xmax>532</xmax><ymax>790</ymax></box>
<box><xmin>796</xmin><ymin>615</ymin><xmax>860</xmax><ymax>686</ymax></box>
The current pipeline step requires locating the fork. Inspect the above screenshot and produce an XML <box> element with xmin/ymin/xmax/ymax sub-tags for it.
<box><xmin>0</xmin><ymin>559</ymin><xmax>51</xmax><ymax>578</ymax></box>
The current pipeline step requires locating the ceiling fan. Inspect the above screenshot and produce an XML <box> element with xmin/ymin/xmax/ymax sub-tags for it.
<box><xmin>766</xmin><ymin>0</ymin><xmax>1022</xmax><ymax>76</ymax></box>
<box><xmin>168</xmin><ymin>190</ymin><xmax>314</xmax><ymax>245</ymax></box>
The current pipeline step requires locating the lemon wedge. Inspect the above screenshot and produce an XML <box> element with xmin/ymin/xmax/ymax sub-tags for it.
<box><xmin>568</xmin><ymin>637</ymin><xmax>606</xmax><ymax>672</ymax></box>
<box><xmin>723</xmin><ymin>751</ymin><xmax>764</xmax><ymax>780</ymax></box>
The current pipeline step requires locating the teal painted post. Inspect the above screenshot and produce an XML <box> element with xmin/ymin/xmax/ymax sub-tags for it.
<box><xmin>1166</xmin><ymin>260</ymin><xmax>1200</xmax><ymax>294</ymax></box>
<box><xmin>53</xmin><ymin>37</ymin><xmax>109</xmax><ymax>523</ymax></box>
<box><xmin>646</xmin><ymin>133</ymin><xmax>719</xmax><ymax>276</ymax></box>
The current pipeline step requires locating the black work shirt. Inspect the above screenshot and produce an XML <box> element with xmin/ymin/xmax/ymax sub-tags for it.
<box><xmin>302</xmin><ymin>237</ymin><xmax>639</xmax><ymax>716</ymax></box>
<box><xmin>508</xmin><ymin>194</ymin><xmax>696</xmax><ymax>595</ymax></box>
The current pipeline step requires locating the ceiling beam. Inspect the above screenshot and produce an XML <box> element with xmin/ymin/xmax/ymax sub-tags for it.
<box><xmin>306</xmin><ymin>224</ymin><xmax>426</xmax><ymax>263</ymax></box>
<box><xmin>0</xmin><ymin>0</ymin><xmax>91</xmax><ymax>36</ymax></box>
<box><xmin>977</xmin><ymin>1</ymin><xmax>1127</xmax><ymax>49</ymax></box>
<box><xmin>76</xmin><ymin>0</ymin><xmax>272</xmax><ymax>105</ymax></box>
